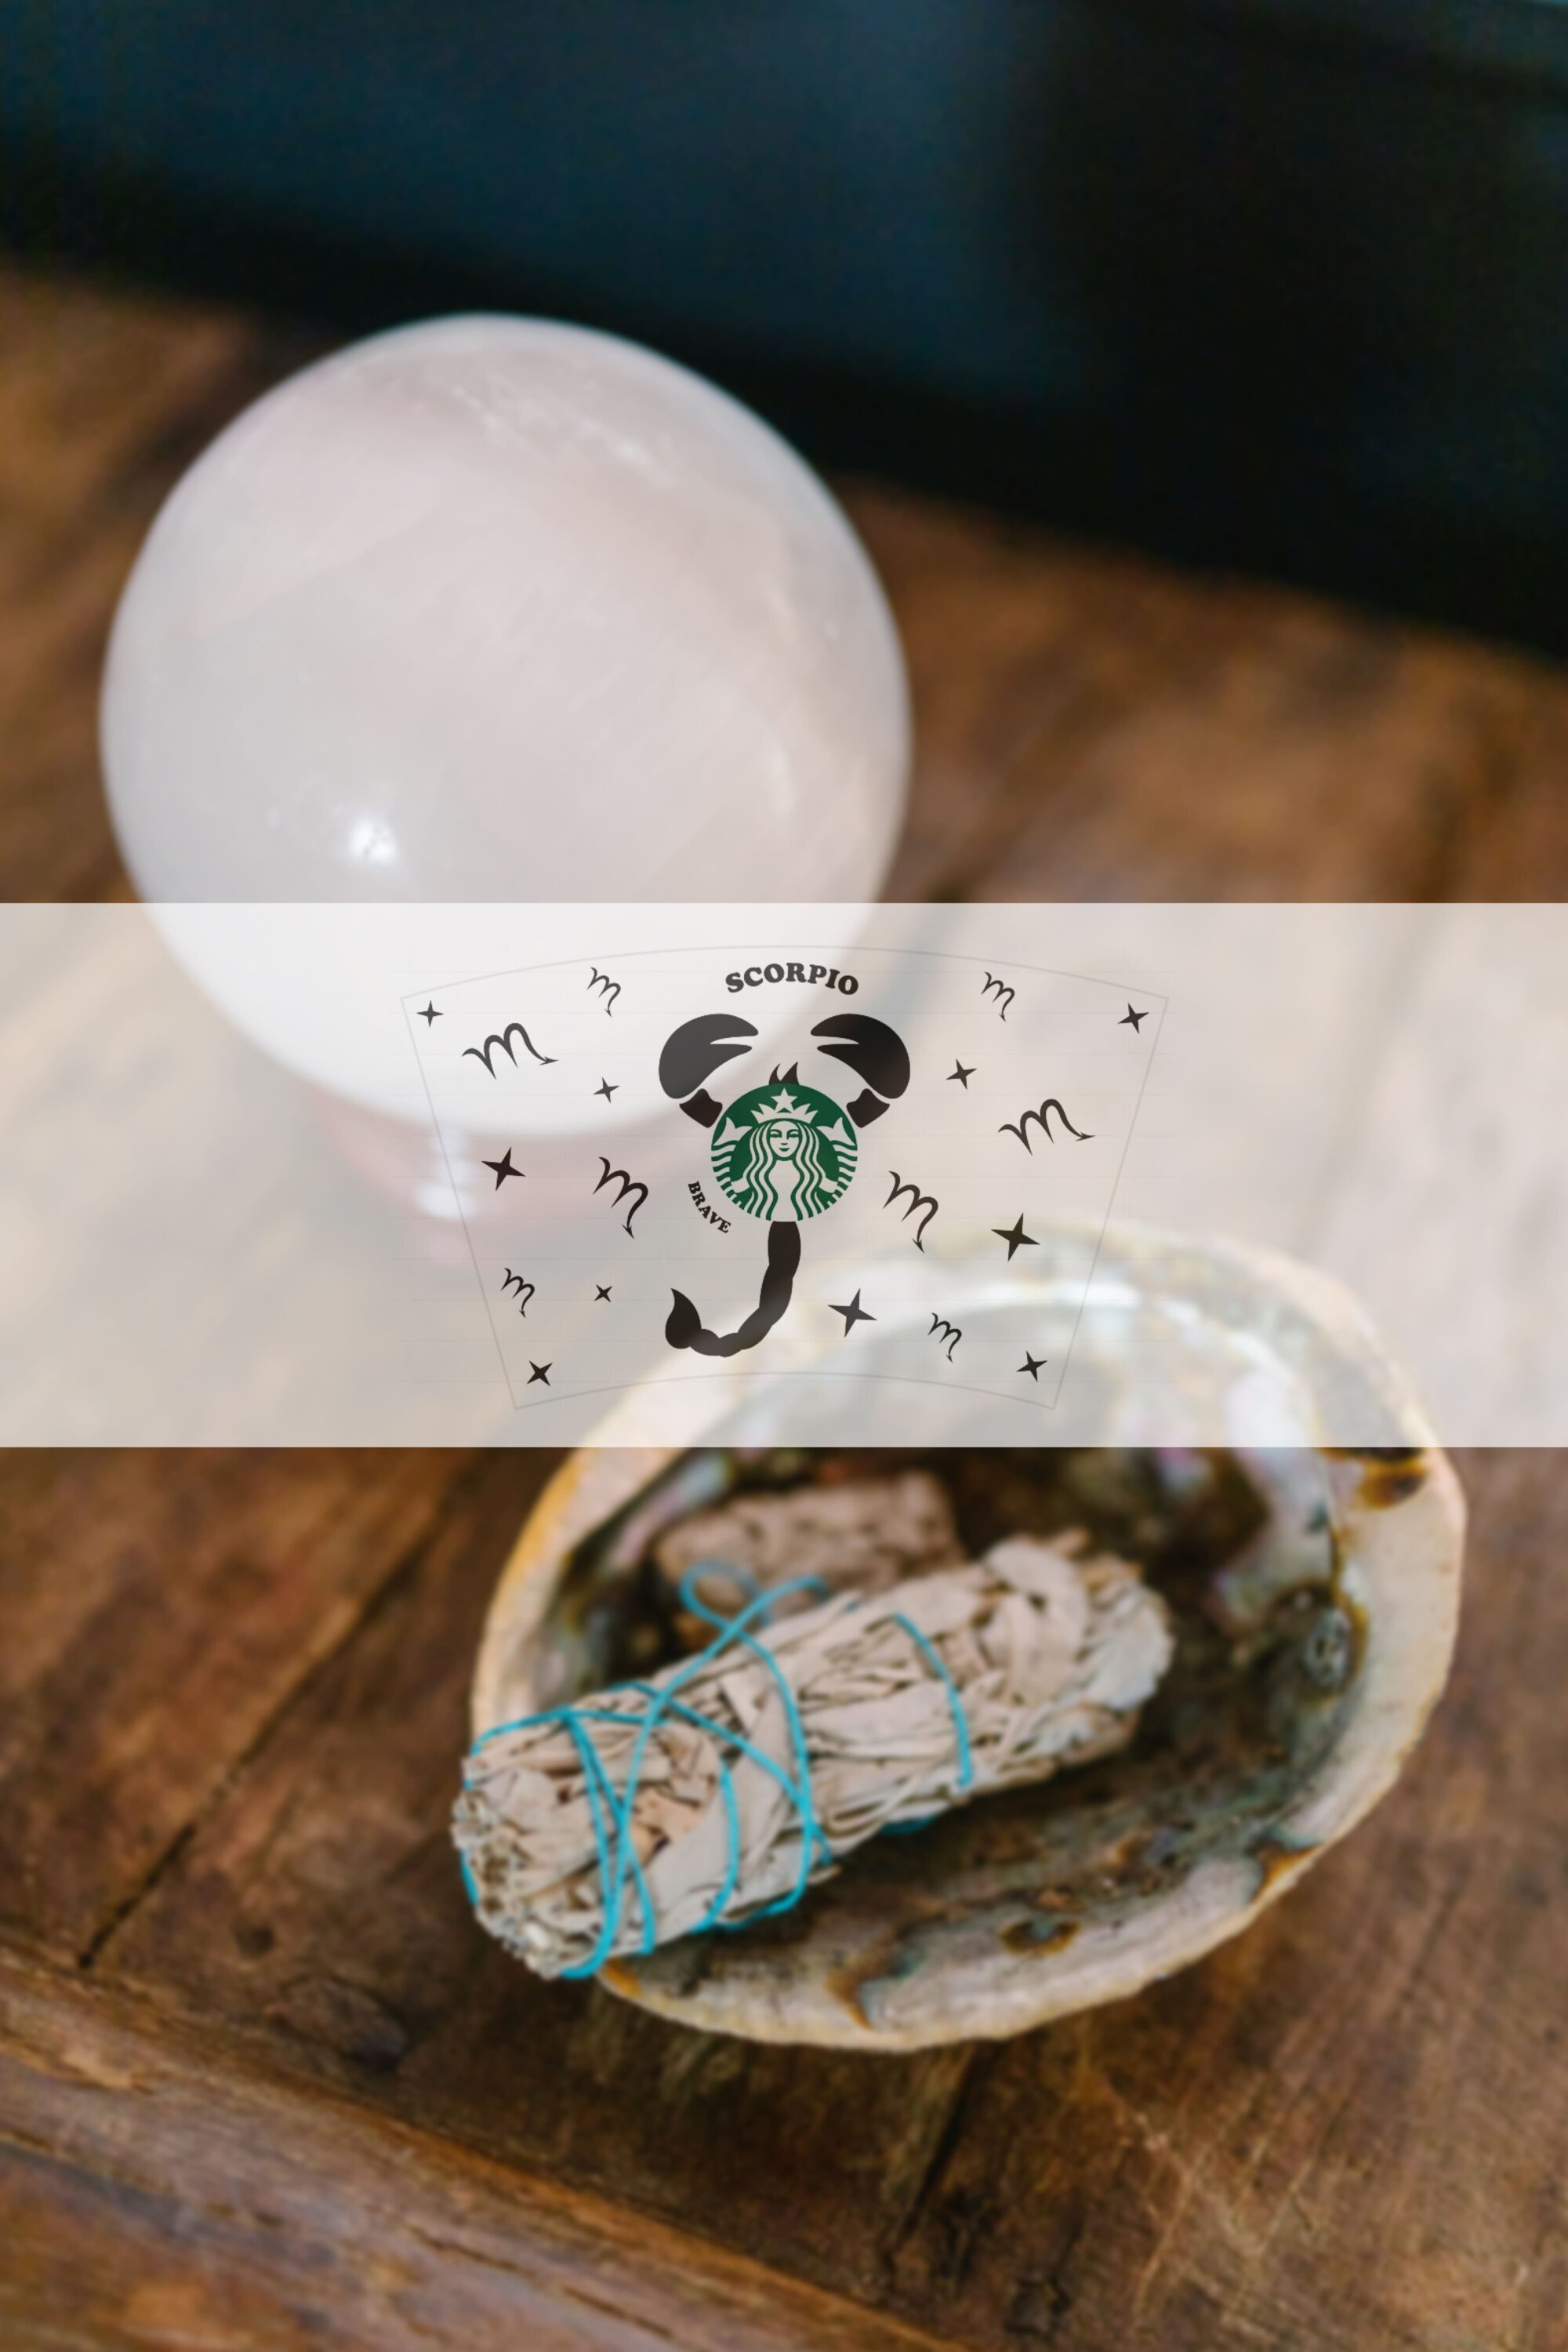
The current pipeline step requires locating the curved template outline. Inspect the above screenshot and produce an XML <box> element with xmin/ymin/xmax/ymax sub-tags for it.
<box><xmin>403</xmin><ymin>941</ymin><xmax>1166</xmax><ymax>1414</ymax></box>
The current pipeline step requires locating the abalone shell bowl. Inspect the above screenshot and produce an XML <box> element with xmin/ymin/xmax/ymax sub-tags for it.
<box><xmin>470</xmin><ymin>1233</ymin><xmax>1464</xmax><ymax>2050</ymax></box>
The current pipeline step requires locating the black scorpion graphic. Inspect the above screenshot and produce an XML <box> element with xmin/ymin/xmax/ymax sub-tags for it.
<box><xmin>658</xmin><ymin>1009</ymin><xmax>910</xmax><ymax>1356</ymax></box>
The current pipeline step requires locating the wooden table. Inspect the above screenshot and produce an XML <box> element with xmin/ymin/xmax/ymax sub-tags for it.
<box><xmin>1</xmin><ymin>263</ymin><xmax>1563</xmax><ymax>2352</ymax></box>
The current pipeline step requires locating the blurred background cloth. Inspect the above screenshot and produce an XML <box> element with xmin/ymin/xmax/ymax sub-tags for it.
<box><xmin>4</xmin><ymin>0</ymin><xmax>1567</xmax><ymax>654</ymax></box>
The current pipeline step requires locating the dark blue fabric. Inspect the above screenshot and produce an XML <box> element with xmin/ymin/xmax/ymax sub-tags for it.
<box><xmin>5</xmin><ymin>0</ymin><xmax>1567</xmax><ymax>649</ymax></box>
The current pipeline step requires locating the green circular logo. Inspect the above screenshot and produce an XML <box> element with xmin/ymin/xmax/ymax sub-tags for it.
<box><xmin>710</xmin><ymin>1080</ymin><xmax>857</xmax><ymax>1221</ymax></box>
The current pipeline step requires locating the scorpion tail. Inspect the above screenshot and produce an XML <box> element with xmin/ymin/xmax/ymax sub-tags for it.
<box><xmin>666</xmin><ymin>1222</ymin><xmax>801</xmax><ymax>1359</ymax></box>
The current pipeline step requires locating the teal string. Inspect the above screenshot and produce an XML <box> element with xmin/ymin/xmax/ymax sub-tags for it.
<box><xmin>892</xmin><ymin>1607</ymin><xmax>974</xmax><ymax>1787</ymax></box>
<box><xmin>879</xmin><ymin>1606</ymin><xmax>975</xmax><ymax>1835</ymax></box>
<box><xmin>464</xmin><ymin>1564</ymin><xmax>975</xmax><ymax>1975</ymax></box>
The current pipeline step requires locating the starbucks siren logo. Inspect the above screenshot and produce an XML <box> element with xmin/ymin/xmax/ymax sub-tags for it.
<box><xmin>657</xmin><ymin>1004</ymin><xmax>910</xmax><ymax>1359</ymax></box>
<box><xmin>710</xmin><ymin>1081</ymin><xmax>858</xmax><ymax>1221</ymax></box>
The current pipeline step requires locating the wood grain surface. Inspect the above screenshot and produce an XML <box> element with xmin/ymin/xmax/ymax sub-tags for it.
<box><xmin>0</xmin><ymin>1942</ymin><xmax>947</xmax><ymax>2352</ymax></box>
<box><xmin>0</xmin><ymin>260</ymin><xmax>1564</xmax><ymax>2350</ymax></box>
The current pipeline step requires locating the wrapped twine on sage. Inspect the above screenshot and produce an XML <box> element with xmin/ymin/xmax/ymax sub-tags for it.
<box><xmin>455</xmin><ymin>1534</ymin><xmax>1173</xmax><ymax>1980</ymax></box>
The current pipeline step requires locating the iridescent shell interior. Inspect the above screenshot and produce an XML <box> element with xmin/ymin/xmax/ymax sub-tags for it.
<box><xmin>478</xmin><ymin>1440</ymin><xmax>1461</xmax><ymax>2049</ymax></box>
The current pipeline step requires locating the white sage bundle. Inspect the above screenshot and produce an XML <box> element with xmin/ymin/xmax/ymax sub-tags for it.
<box><xmin>455</xmin><ymin>1535</ymin><xmax>1173</xmax><ymax>1980</ymax></box>
<box><xmin>652</xmin><ymin>1470</ymin><xmax>964</xmax><ymax>1621</ymax></box>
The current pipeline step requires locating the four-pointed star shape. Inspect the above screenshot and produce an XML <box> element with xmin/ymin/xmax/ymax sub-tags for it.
<box><xmin>829</xmin><ymin>1289</ymin><xmax>876</xmax><ymax>1334</ymax></box>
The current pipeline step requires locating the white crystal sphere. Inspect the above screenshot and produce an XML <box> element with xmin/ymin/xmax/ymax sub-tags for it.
<box><xmin>102</xmin><ymin>314</ymin><xmax>909</xmax><ymax>901</ymax></box>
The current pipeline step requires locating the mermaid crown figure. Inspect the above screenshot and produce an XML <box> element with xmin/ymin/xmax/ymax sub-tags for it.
<box><xmin>713</xmin><ymin>1085</ymin><xmax>852</xmax><ymax>1222</ymax></box>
